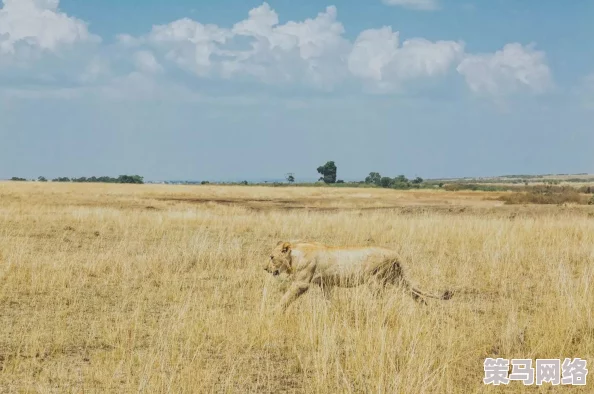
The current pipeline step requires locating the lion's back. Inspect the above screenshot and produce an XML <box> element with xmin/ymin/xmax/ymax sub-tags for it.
<box><xmin>292</xmin><ymin>242</ymin><xmax>398</xmax><ymax>276</ymax></box>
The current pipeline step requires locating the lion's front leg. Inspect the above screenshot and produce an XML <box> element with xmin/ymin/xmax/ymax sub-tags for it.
<box><xmin>277</xmin><ymin>281</ymin><xmax>311</xmax><ymax>313</ymax></box>
<box><xmin>320</xmin><ymin>284</ymin><xmax>333</xmax><ymax>301</ymax></box>
<box><xmin>311</xmin><ymin>276</ymin><xmax>333</xmax><ymax>302</ymax></box>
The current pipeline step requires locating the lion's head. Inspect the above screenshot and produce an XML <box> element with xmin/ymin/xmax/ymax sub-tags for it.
<box><xmin>264</xmin><ymin>241</ymin><xmax>293</xmax><ymax>277</ymax></box>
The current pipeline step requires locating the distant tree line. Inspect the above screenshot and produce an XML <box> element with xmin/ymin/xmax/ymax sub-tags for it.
<box><xmin>10</xmin><ymin>175</ymin><xmax>144</xmax><ymax>184</ymax></box>
<box><xmin>55</xmin><ymin>175</ymin><xmax>144</xmax><ymax>184</ymax></box>
<box><xmin>313</xmin><ymin>160</ymin><xmax>430</xmax><ymax>189</ymax></box>
<box><xmin>363</xmin><ymin>172</ymin><xmax>425</xmax><ymax>189</ymax></box>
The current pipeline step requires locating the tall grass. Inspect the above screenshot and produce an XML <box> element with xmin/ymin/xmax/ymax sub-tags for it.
<box><xmin>0</xmin><ymin>183</ymin><xmax>592</xmax><ymax>393</ymax></box>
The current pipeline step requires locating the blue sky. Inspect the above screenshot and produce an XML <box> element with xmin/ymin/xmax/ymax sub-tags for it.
<box><xmin>0</xmin><ymin>0</ymin><xmax>593</xmax><ymax>182</ymax></box>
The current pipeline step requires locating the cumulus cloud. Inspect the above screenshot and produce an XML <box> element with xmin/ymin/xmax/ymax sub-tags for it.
<box><xmin>133</xmin><ymin>51</ymin><xmax>163</xmax><ymax>74</ymax></box>
<box><xmin>147</xmin><ymin>18</ymin><xmax>230</xmax><ymax>77</ymax></box>
<box><xmin>382</xmin><ymin>0</ymin><xmax>439</xmax><ymax>11</ymax></box>
<box><xmin>128</xmin><ymin>3</ymin><xmax>350</xmax><ymax>89</ymax></box>
<box><xmin>78</xmin><ymin>56</ymin><xmax>111</xmax><ymax>83</ymax></box>
<box><xmin>123</xmin><ymin>3</ymin><xmax>463</xmax><ymax>92</ymax></box>
<box><xmin>456</xmin><ymin>43</ymin><xmax>552</xmax><ymax>96</ymax></box>
<box><xmin>228</xmin><ymin>4</ymin><xmax>350</xmax><ymax>88</ymax></box>
<box><xmin>0</xmin><ymin>1</ymin><xmax>554</xmax><ymax>100</ymax></box>
<box><xmin>0</xmin><ymin>0</ymin><xmax>99</xmax><ymax>54</ymax></box>
<box><xmin>348</xmin><ymin>27</ymin><xmax>464</xmax><ymax>91</ymax></box>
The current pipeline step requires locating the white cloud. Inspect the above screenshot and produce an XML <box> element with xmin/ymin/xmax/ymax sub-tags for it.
<box><xmin>78</xmin><ymin>56</ymin><xmax>110</xmax><ymax>83</ymax></box>
<box><xmin>348</xmin><ymin>27</ymin><xmax>399</xmax><ymax>82</ymax></box>
<box><xmin>456</xmin><ymin>43</ymin><xmax>552</xmax><ymax>96</ymax></box>
<box><xmin>123</xmin><ymin>3</ymin><xmax>463</xmax><ymax>92</ymax></box>
<box><xmin>133</xmin><ymin>50</ymin><xmax>163</xmax><ymax>74</ymax></box>
<box><xmin>0</xmin><ymin>0</ymin><xmax>99</xmax><ymax>54</ymax></box>
<box><xmin>231</xmin><ymin>2</ymin><xmax>279</xmax><ymax>39</ymax></box>
<box><xmin>225</xmin><ymin>4</ymin><xmax>350</xmax><ymax>88</ymax></box>
<box><xmin>0</xmin><ymin>1</ymin><xmax>554</xmax><ymax>101</ymax></box>
<box><xmin>147</xmin><ymin>18</ymin><xmax>230</xmax><ymax>76</ymax></box>
<box><xmin>131</xmin><ymin>3</ymin><xmax>350</xmax><ymax>89</ymax></box>
<box><xmin>115</xmin><ymin>33</ymin><xmax>139</xmax><ymax>47</ymax></box>
<box><xmin>348</xmin><ymin>27</ymin><xmax>464</xmax><ymax>91</ymax></box>
<box><xmin>382</xmin><ymin>0</ymin><xmax>439</xmax><ymax>11</ymax></box>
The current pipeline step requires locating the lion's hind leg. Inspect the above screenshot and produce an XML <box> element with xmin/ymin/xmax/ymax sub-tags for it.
<box><xmin>372</xmin><ymin>259</ymin><xmax>428</xmax><ymax>305</ymax></box>
<box><xmin>367</xmin><ymin>275</ymin><xmax>388</xmax><ymax>298</ymax></box>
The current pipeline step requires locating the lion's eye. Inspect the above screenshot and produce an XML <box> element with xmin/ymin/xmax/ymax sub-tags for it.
<box><xmin>270</xmin><ymin>256</ymin><xmax>274</xmax><ymax>260</ymax></box>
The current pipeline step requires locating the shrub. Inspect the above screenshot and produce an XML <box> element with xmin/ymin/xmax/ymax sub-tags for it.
<box><xmin>443</xmin><ymin>183</ymin><xmax>512</xmax><ymax>192</ymax></box>
<box><xmin>380</xmin><ymin>177</ymin><xmax>393</xmax><ymax>188</ymax></box>
<box><xmin>499</xmin><ymin>185</ymin><xmax>587</xmax><ymax>205</ymax></box>
<box><xmin>391</xmin><ymin>182</ymin><xmax>410</xmax><ymax>190</ymax></box>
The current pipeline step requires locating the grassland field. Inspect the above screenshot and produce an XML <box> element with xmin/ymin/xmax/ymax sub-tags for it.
<box><xmin>0</xmin><ymin>182</ymin><xmax>593</xmax><ymax>393</ymax></box>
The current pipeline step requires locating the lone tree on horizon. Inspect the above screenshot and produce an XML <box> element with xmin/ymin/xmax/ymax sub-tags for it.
<box><xmin>286</xmin><ymin>173</ymin><xmax>295</xmax><ymax>183</ymax></box>
<box><xmin>317</xmin><ymin>161</ymin><xmax>337</xmax><ymax>184</ymax></box>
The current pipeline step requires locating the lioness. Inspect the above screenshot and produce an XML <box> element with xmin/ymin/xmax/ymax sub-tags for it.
<box><xmin>264</xmin><ymin>241</ymin><xmax>453</xmax><ymax>312</ymax></box>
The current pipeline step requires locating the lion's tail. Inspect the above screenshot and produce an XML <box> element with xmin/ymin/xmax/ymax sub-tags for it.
<box><xmin>410</xmin><ymin>285</ymin><xmax>454</xmax><ymax>301</ymax></box>
<box><xmin>377</xmin><ymin>259</ymin><xmax>454</xmax><ymax>302</ymax></box>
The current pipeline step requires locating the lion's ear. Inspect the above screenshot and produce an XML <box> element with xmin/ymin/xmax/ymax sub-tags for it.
<box><xmin>281</xmin><ymin>242</ymin><xmax>291</xmax><ymax>253</ymax></box>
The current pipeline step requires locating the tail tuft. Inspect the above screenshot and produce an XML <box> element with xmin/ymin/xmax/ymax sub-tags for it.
<box><xmin>441</xmin><ymin>290</ymin><xmax>454</xmax><ymax>300</ymax></box>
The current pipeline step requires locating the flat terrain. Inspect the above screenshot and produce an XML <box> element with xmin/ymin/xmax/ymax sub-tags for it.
<box><xmin>0</xmin><ymin>182</ymin><xmax>593</xmax><ymax>393</ymax></box>
<box><xmin>432</xmin><ymin>173</ymin><xmax>594</xmax><ymax>185</ymax></box>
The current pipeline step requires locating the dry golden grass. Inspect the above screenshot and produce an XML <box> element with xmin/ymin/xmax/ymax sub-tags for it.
<box><xmin>0</xmin><ymin>182</ymin><xmax>593</xmax><ymax>393</ymax></box>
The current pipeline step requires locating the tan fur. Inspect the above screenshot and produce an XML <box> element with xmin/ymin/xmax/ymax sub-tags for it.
<box><xmin>264</xmin><ymin>241</ymin><xmax>453</xmax><ymax>312</ymax></box>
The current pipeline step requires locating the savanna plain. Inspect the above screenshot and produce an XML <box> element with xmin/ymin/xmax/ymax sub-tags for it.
<box><xmin>0</xmin><ymin>182</ymin><xmax>593</xmax><ymax>393</ymax></box>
